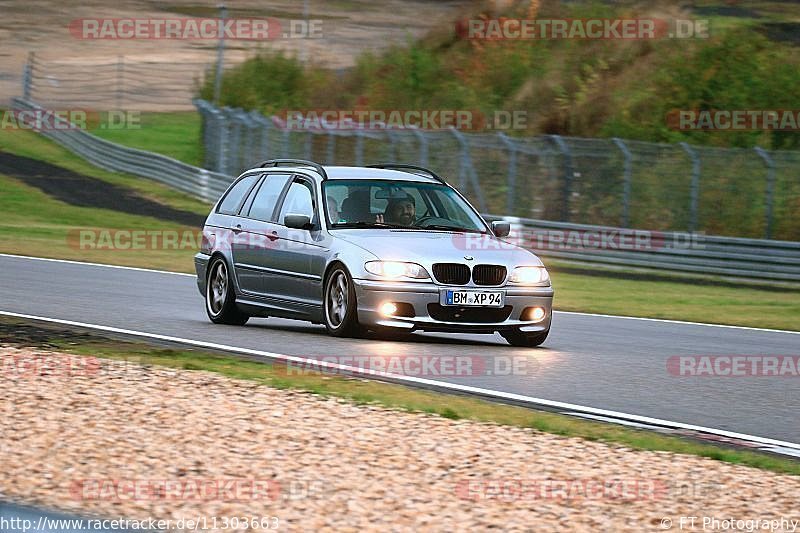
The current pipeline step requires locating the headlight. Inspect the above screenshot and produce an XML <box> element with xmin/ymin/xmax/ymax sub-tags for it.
<box><xmin>509</xmin><ymin>266</ymin><xmax>549</xmax><ymax>284</ymax></box>
<box><xmin>364</xmin><ymin>261</ymin><xmax>430</xmax><ymax>280</ymax></box>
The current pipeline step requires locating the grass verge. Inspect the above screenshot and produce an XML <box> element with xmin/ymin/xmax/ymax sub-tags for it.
<box><xmin>2</xmin><ymin>316</ymin><xmax>798</xmax><ymax>476</ymax></box>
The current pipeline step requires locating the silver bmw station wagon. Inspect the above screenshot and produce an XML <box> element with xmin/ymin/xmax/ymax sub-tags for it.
<box><xmin>195</xmin><ymin>160</ymin><xmax>553</xmax><ymax>346</ymax></box>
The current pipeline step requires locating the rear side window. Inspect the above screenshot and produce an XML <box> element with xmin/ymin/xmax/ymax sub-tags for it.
<box><xmin>217</xmin><ymin>174</ymin><xmax>259</xmax><ymax>215</ymax></box>
<box><xmin>248</xmin><ymin>174</ymin><xmax>292</xmax><ymax>221</ymax></box>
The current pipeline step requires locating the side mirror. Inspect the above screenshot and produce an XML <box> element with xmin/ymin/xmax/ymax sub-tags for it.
<box><xmin>491</xmin><ymin>221</ymin><xmax>511</xmax><ymax>238</ymax></box>
<box><xmin>284</xmin><ymin>213</ymin><xmax>313</xmax><ymax>230</ymax></box>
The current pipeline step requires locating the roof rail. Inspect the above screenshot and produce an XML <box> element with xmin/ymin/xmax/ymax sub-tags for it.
<box><xmin>259</xmin><ymin>159</ymin><xmax>328</xmax><ymax>180</ymax></box>
<box><xmin>366</xmin><ymin>164</ymin><xmax>447</xmax><ymax>185</ymax></box>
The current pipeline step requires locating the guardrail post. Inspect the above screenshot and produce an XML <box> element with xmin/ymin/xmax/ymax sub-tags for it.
<box><xmin>450</xmin><ymin>127</ymin><xmax>487</xmax><ymax>212</ymax></box>
<box><xmin>198</xmin><ymin>168</ymin><xmax>210</xmax><ymax>201</ymax></box>
<box><xmin>497</xmin><ymin>132</ymin><xmax>518</xmax><ymax>215</ymax></box>
<box><xmin>680</xmin><ymin>142</ymin><xmax>701</xmax><ymax>233</ymax></box>
<box><xmin>547</xmin><ymin>134</ymin><xmax>573</xmax><ymax>222</ymax></box>
<box><xmin>612</xmin><ymin>137</ymin><xmax>633</xmax><ymax>227</ymax></box>
<box><xmin>754</xmin><ymin>146</ymin><xmax>776</xmax><ymax>240</ymax></box>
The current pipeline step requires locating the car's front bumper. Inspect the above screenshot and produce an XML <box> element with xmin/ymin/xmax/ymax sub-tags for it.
<box><xmin>353</xmin><ymin>279</ymin><xmax>553</xmax><ymax>333</ymax></box>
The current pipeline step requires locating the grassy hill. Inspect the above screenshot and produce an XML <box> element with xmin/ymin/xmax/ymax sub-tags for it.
<box><xmin>199</xmin><ymin>0</ymin><xmax>800</xmax><ymax>150</ymax></box>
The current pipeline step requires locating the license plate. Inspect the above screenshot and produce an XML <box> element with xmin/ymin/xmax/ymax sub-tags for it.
<box><xmin>443</xmin><ymin>290</ymin><xmax>504</xmax><ymax>307</ymax></box>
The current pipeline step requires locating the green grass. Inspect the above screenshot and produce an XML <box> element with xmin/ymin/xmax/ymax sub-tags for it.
<box><xmin>5</xmin><ymin>317</ymin><xmax>795</xmax><ymax>476</ymax></box>
<box><xmin>1</xmin><ymin>126</ymin><xmax>798</xmax><ymax>330</ymax></box>
<box><xmin>0</xmin><ymin>128</ymin><xmax>206</xmax><ymax>272</ymax></box>
<box><xmin>0</xmin><ymin>126</ymin><xmax>209</xmax><ymax>215</ymax></box>
<box><xmin>88</xmin><ymin>111</ymin><xmax>203</xmax><ymax>167</ymax></box>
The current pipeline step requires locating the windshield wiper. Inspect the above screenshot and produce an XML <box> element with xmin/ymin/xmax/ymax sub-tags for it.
<box><xmin>332</xmin><ymin>221</ymin><xmax>409</xmax><ymax>229</ymax></box>
<box><xmin>421</xmin><ymin>224</ymin><xmax>486</xmax><ymax>234</ymax></box>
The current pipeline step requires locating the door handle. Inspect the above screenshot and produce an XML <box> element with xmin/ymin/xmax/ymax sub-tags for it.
<box><xmin>267</xmin><ymin>230</ymin><xmax>279</xmax><ymax>241</ymax></box>
<box><xmin>232</xmin><ymin>224</ymin><xmax>243</xmax><ymax>234</ymax></box>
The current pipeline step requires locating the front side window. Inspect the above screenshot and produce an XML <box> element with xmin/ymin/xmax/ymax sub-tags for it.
<box><xmin>322</xmin><ymin>180</ymin><xmax>487</xmax><ymax>233</ymax></box>
<box><xmin>217</xmin><ymin>174</ymin><xmax>259</xmax><ymax>215</ymax></box>
<box><xmin>277</xmin><ymin>180</ymin><xmax>315</xmax><ymax>224</ymax></box>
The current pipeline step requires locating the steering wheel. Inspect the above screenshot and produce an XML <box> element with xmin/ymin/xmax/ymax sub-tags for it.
<box><xmin>414</xmin><ymin>215</ymin><xmax>442</xmax><ymax>227</ymax></box>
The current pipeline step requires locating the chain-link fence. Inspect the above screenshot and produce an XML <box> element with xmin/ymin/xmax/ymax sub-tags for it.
<box><xmin>195</xmin><ymin>100</ymin><xmax>800</xmax><ymax>241</ymax></box>
<box><xmin>22</xmin><ymin>54</ymin><xmax>212</xmax><ymax>111</ymax></box>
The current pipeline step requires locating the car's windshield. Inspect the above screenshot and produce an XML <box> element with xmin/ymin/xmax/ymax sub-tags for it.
<box><xmin>322</xmin><ymin>179</ymin><xmax>487</xmax><ymax>233</ymax></box>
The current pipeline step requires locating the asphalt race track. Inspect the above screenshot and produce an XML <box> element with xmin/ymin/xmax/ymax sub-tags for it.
<box><xmin>1</xmin><ymin>254</ymin><xmax>798</xmax><ymax>444</ymax></box>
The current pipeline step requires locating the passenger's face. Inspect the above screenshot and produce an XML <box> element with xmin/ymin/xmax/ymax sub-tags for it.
<box><xmin>390</xmin><ymin>200</ymin><xmax>415</xmax><ymax>225</ymax></box>
<box><xmin>327</xmin><ymin>198</ymin><xmax>339</xmax><ymax>221</ymax></box>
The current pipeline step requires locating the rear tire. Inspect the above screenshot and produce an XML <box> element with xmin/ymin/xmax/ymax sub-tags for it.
<box><xmin>501</xmin><ymin>328</ymin><xmax>549</xmax><ymax>347</ymax></box>
<box><xmin>205</xmin><ymin>257</ymin><xmax>249</xmax><ymax>325</ymax></box>
<box><xmin>324</xmin><ymin>266</ymin><xmax>363</xmax><ymax>337</ymax></box>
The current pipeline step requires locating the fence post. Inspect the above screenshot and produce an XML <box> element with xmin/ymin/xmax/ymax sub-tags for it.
<box><xmin>754</xmin><ymin>146</ymin><xmax>776</xmax><ymax>240</ymax></box>
<box><xmin>213</xmin><ymin>4</ymin><xmax>227</xmax><ymax>105</ymax></box>
<box><xmin>248</xmin><ymin>110</ymin><xmax>267</xmax><ymax>161</ymax></box>
<box><xmin>547</xmin><ymin>134</ymin><xmax>573</xmax><ymax>222</ymax></box>
<box><xmin>411</xmin><ymin>128</ymin><xmax>428</xmax><ymax>167</ymax></box>
<box><xmin>282</xmin><ymin>128</ymin><xmax>290</xmax><ymax>158</ymax></box>
<box><xmin>354</xmin><ymin>130</ymin><xmax>364</xmax><ymax>166</ymax></box>
<box><xmin>612</xmin><ymin>137</ymin><xmax>633</xmax><ymax>228</ymax></box>
<box><xmin>498</xmin><ymin>132</ymin><xmax>517</xmax><ymax>215</ymax></box>
<box><xmin>450</xmin><ymin>127</ymin><xmax>487</xmax><ymax>212</ymax></box>
<box><xmin>22</xmin><ymin>51</ymin><xmax>34</xmax><ymax>101</ymax></box>
<box><xmin>326</xmin><ymin>131</ymin><xmax>336</xmax><ymax>164</ymax></box>
<box><xmin>385</xmin><ymin>130</ymin><xmax>397</xmax><ymax>161</ymax></box>
<box><xmin>304</xmin><ymin>130</ymin><xmax>313</xmax><ymax>160</ymax></box>
<box><xmin>679</xmin><ymin>142</ymin><xmax>701</xmax><ymax>233</ymax></box>
<box><xmin>116</xmin><ymin>55</ymin><xmax>124</xmax><ymax>109</ymax></box>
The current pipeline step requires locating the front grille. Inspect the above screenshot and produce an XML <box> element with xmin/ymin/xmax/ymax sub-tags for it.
<box><xmin>427</xmin><ymin>304</ymin><xmax>513</xmax><ymax>323</ymax></box>
<box><xmin>472</xmin><ymin>264</ymin><xmax>506</xmax><ymax>286</ymax></box>
<box><xmin>432</xmin><ymin>263</ymin><xmax>470</xmax><ymax>285</ymax></box>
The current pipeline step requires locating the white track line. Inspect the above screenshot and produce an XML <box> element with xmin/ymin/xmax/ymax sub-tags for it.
<box><xmin>2</xmin><ymin>309</ymin><xmax>799</xmax><ymax>451</ymax></box>
<box><xmin>1</xmin><ymin>252</ymin><xmax>798</xmax><ymax>335</ymax></box>
<box><xmin>0</xmin><ymin>253</ymin><xmax>195</xmax><ymax>277</ymax></box>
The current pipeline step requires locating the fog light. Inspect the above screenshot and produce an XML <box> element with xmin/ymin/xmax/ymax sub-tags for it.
<box><xmin>524</xmin><ymin>307</ymin><xmax>546</xmax><ymax>322</ymax></box>
<box><xmin>379</xmin><ymin>302</ymin><xmax>398</xmax><ymax>316</ymax></box>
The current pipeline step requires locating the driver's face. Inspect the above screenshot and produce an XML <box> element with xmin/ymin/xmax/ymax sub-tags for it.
<box><xmin>389</xmin><ymin>200</ymin><xmax>415</xmax><ymax>225</ymax></box>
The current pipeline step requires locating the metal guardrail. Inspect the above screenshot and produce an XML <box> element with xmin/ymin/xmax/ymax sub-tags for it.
<box><xmin>13</xmin><ymin>98</ymin><xmax>800</xmax><ymax>283</ymax></box>
<box><xmin>13</xmin><ymin>98</ymin><xmax>232</xmax><ymax>203</ymax></box>
<box><xmin>487</xmin><ymin>216</ymin><xmax>800</xmax><ymax>282</ymax></box>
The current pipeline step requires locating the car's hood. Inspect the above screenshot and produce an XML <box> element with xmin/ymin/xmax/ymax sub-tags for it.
<box><xmin>333</xmin><ymin>229</ymin><xmax>543</xmax><ymax>267</ymax></box>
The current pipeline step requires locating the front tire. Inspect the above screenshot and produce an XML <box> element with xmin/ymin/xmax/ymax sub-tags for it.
<box><xmin>324</xmin><ymin>266</ymin><xmax>362</xmax><ymax>337</ymax></box>
<box><xmin>205</xmin><ymin>257</ymin><xmax>249</xmax><ymax>325</ymax></box>
<box><xmin>501</xmin><ymin>328</ymin><xmax>549</xmax><ymax>347</ymax></box>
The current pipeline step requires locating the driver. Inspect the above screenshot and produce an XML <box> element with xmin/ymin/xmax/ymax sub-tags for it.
<box><xmin>382</xmin><ymin>194</ymin><xmax>416</xmax><ymax>225</ymax></box>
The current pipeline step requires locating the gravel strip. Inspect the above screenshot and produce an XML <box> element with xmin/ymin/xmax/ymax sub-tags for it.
<box><xmin>2</xmin><ymin>346</ymin><xmax>799</xmax><ymax>532</ymax></box>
